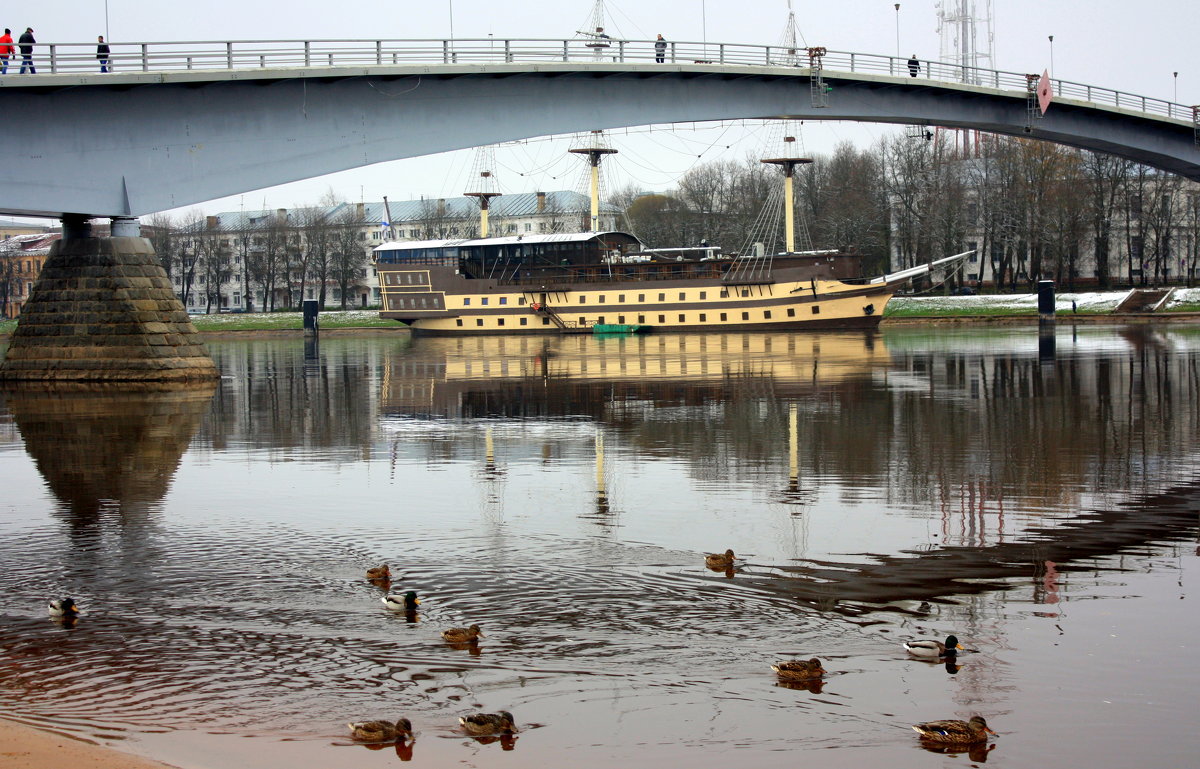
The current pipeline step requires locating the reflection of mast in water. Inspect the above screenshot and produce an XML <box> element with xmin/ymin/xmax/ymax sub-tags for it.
<box><xmin>582</xmin><ymin>429</ymin><xmax>619</xmax><ymax>529</ymax></box>
<box><xmin>773</xmin><ymin>402</ymin><xmax>815</xmax><ymax>509</ymax></box>
<box><xmin>475</xmin><ymin>426</ymin><xmax>507</xmax><ymax>520</ymax></box>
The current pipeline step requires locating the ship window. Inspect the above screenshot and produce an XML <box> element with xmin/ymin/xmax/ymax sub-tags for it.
<box><xmin>420</xmin><ymin>297</ymin><xmax>428</xmax><ymax>308</ymax></box>
<box><xmin>678</xmin><ymin>314</ymin><xmax>686</xmax><ymax>322</ymax></box>
<box><xmin>519</xmin><ymin>297</ymin><xmax>526</xmax><ymax>305</ymax></box>
<box><xmin>658</xmin><ymin>314</ymin><xmax>666</xmax><ymax>323</ymax></box>
<box><xmin>597</xmin><ymin>317</ymin><xmax>605</xmax><ymax>324</ymax></box>
<box><xmin>741</xmin><ymin>289</ymin><xmax>750</xmax><ymax>297</ymax></box>
<box><xmin>658</xmin><ymin>293</ymin><xmax>665</xmax><ymax>301</ymax></box>
<box><xmin>720</xmin><ymin>312</ymin><xmax>727</xmax><ymax>321</ymax></box>
<box><xmin>618</xmin><ymin>316</ymin><xmax>626</xmax><ymax>324</ymax></box>
<box><xmin>763</xmin><ymin>310</ymin><xmax>771</xmax><ymax>319</ymax></box>
<box><xmin>579</xmin><ymin>317</ymin><xmax>586</xmax><ymax>325</ymax></box>
<box><xmin>787</xmin><ymin>308</ymin><xmax>796</xmax><ymax>317</ymax></box>
<box><xmin>618</xmin><ymin>295</ymin><xmax>626</xmax><ymax>302</ymax></box>
<box><xmin>812</xmin><ymin>306</ymin><xmax>820</xmax><ymax>314</ymax></box>
<box><xmin>499</xmin><ymin>297</ymin><xmax>508</xmax><ymax>305</ymax></box>
<box><xmin>481</xmin><ymin>298</ymin><xmax>489</xmax><ymax>306</ymax></box>
<box><xmin>520</xmin><ymin>317</ymin><xmax>528</xmax><ymax>325</ymax></box>
<box><xmin>741</xmin><ymin>312</ymin><xmax>749</xmax><ymax>320</ymax></box>
<box><xmin>720</xmin><ymin>290</ymin><xmax>728</xmax><ymax>298</ymax></box>
<box><xmin>638</xmin><ymin>294</ymin><xmax>645</xmax><ymax>302</ymax></box>
<box><xmin>699</xmin><ymin>313</ymin><xmax>706</xmax><ymax>322</ymax></box>
<box><xmin>678</xmin><ymin>292</ymin><xmax>686</xmax><ymax>301</ymax></box>
<box><xmin>463</xmin><ymin>298</ymin><xmax>471</xmax><ymax>306</ymax></box>
<box><xmin>476</xmin><ymin>319</ymin><xmax>484</xmax><ymax>326</ymax></box>
<box><xmin>456</xmin><ymin>319</ymin><xmax>463</xmax><ymax>326</ymax></box>
<box><xmin>543</xmin><ymin>317</ymin><xmax>550</xmax><ymax>325</ymax></box>
<box><xmin>579</xmin><ymin>295</ymin><xmax>587</xmax><ymax>303</ymax></box>
<box><xmin>598</xmin><ymin>295</ymin><xmax>605</xmax><ymax>304</ymax></box>
<box><xmin>699</xmin><ymin>291</ymin><xmax>706</xmax><ymax>299</ymax></box>
<box><xmin>497</xmin><ymin>318</ymin><xmax>505</xmax><ymax>326</ymax></box>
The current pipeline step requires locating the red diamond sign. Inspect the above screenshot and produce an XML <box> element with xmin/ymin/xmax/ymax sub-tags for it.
<box><xmin>1037</xmin><ymin>69</ymin><xmax>1053</xmax><ymax>115</ymax></box>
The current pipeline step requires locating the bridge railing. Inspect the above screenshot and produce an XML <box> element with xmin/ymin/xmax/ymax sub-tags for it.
<box><xmin>19</xmin><ymin>38</ymin><xmax>1191</xmax><ymax>122</ymax></box>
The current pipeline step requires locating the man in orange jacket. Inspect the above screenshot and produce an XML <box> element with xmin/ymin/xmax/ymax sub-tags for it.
<box><xmin>0</xmin><ymin>29</ymin><xmax>14</xmax><ymax>75</ymax></box>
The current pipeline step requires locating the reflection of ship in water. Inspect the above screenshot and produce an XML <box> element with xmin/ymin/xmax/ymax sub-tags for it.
<box><xmin>2</xmin><ymin>382</ymin><xmax>217</xmax><ymax>526</ymax></box>
<box><xmin>379</xmin><ymin>331</ymin><xmax>888</xmax><ymax>419</ymax></box>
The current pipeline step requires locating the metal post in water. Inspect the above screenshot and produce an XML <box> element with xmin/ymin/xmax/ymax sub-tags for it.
<box><xmin>1037</xmin><ymin>279</ymin><xmax>1055</xmax><ymax>323</ymax></box>
<box><xmin>302</xmin><ymin>299</ymin><xmax>319</xmax><ymax>337</ymax></box>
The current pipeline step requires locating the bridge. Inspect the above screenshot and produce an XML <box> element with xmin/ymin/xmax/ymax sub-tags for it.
<box><xmin>2</xmin><ymin>37</ymin><xmax>1197</xmax><ymax>382</ymax></box>
<box><xmin>0</xmin><ymin>37</ymin><xmax>1197</xmax><ymax>219</ymax></box>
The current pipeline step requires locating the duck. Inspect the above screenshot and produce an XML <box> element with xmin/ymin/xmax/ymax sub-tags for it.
<box><xmin>441</xmin><ymin>624</ymin><xmax>483</xmax><ymax>643</ymax></box>
<box><xmin>771</xmin><ymin>657</ymin><xmax>826</xmax><ymax>681</ymax></box>
<box><xmin>347</xmin><ymin>717</ymin><xmax>412</xmax><ymax>742</ymax></box>
<box><xmin>459</xmin><ymin>711</ymin><xmax>515</xmax><ymax>736</ymax></box>
<box><xmin>366</xmin><ymin>564</ymin><xmax>391</xmax><ymax>581</ymax></box>
<box><xmin>382</xmin><ymin>591</ymin><xmax>420</xmax><ymax>612</ymax></box>
<box><xmin>904</xmin><ymin>634</ymin><xmax>965</xmax><ymax>658</ymax></box>
<box><xmin>48</xmin><ymin>598</ymin><xmax>80</xmax><ymax>617</ymax></box>
<box><xmin>705</xmin><ymin>549</ymin><xmax>736</xmax><ymax>569</ymax></box>
<box><xmin>911</xmin><ymin>715</ymin><xmax>996</xmax><ymax>744</ymax></box>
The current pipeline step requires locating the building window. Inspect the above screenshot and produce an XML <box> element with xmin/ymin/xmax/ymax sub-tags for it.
<box><xmin>524</xmin><ymin>223</ymin><xmax>532</xmax><ymax>232</ymax></box>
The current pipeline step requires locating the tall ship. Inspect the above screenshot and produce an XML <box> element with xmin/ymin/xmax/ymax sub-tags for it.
<box><xmin>375</xmin><ymin>134</ymin><xmax>965</xmax><ymax>336</ymax></box>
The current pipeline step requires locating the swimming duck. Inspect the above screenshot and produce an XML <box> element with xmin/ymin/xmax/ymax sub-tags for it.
<box><xmin>904</xmin><ymin>635</ymin><xmax>965</xmax><ymax>658</ymax></box>
<box><xmin>382</xmin><ymin>591</ymin><xmax>420</xmax><ymax>612</ymax></box>
<box><xmin>771</xmin><ymin>658</ymin><xmax>825</xmax><ymax>681</ymax></box>
<box><xmin>441</xmin><ymin>624</ymin><xmax>483</xmax><ymax>643</ymax></box>
<box><xmin>459</xmin><ymin>711</ymin><xmax>515</xmax><ymax>735</ymax></box>
<box><xmin>348</xmin><ymin>717</ymin><xmax>412</xmax><ymax>742</ymax></box>
<box><xmin>911</xmin><ymin>716</ymin><xmax>996</xmax><ymax>744</ymax></box>
<box><xmin>48</xmin><ymin>598</ymin><xmax>79</xmax><ymax>617</ymax></box>
<box><xmin>705</xmin><ymin>549</ymin><xmax>735</xmax><ymax>569</ymax></box>
<box><xmin>366</xmin><ymin>564</ymin><xmax>391</xmax><ymax>581</ymax></box>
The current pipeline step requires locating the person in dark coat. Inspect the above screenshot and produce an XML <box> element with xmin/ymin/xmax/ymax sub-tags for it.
<box><xmin>18</xmin><ymin>27</ymin><xmax>34</xmax><ymax>74</ymax></box>
<box><xmin>907</xmin><ymin>53</ymin><xmax>920</xmax><ymax>77</ymax></box>
<box><xmin>655</xmin><ymin>33</ymin><xmax>667</xmax><ymax>63</ymax></box>
<box><xmin>97</xmin><ymin>35</ymin><xmax>111</xmax><ymax>72</ymax></box>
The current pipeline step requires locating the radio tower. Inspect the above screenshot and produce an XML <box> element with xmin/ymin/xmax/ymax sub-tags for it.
<box><xmin>936</xmin><ymin>0</ymin><xmax>995</xmax><ymax>156</ymax></box>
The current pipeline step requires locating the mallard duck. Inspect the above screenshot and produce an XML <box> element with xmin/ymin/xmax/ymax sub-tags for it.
<box><xmin>366</xmin><ymin>564</ymin><xmax>391</xmax><ymax>581</ymax></box>
<box><xmin>459</xmin><ymin>711</ymin><xmax>515</xmax><ymax>735</ymax></box>
<box><xmin>705</xmin><ymin>549</ymin><xmax>735</xmax><ymax>569</ymax></box>
<box><xmin>382</xmin><ymin>591</ymin><xmax>420</xmax><ymax>612</ymax></box>
<box><xmin>348</xmin><ymin>717</ymin><xmax>412</xmax><ymax>742</ymax></box>
<box><xmin>912</xmin><ymin>716</ymin><xmax>996</xmax><ymax>744</ymax></box>
<box><xmin>904</xmin><ymin>634</ymin><xmax>964</xmax><ymax>658</ymax></box>
<box><xmin>771</xmin><ymin>657</ymin><xmax>825</xmax><ymax>681</ymax></box>
<box><xmin>48</xmin><ymin>598</ymin><xmax>79</xmax><ymax>617</ymax></box>
<box><xmin>442</xmin><ymin>624</ymin><xmax>483</xmax><ymax>643</ymax></box>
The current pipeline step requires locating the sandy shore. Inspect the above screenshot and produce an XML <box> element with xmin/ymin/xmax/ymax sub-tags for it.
<box><xmin>0</xmin><ymin>719</ymin><xmax>178</xmax><ymax>769</ymax></box>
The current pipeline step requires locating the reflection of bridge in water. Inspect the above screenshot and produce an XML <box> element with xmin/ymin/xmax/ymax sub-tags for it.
<box><xmin>730</xmin><ymin>480</ymin><xmax>1200</xmax><ymax>616</ymax></box>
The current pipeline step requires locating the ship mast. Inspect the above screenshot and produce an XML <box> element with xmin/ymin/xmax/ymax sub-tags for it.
<box><xmin>760</xmin><ymin>136</ymin><xmax>812</xmax><ymax>254</ymax></box>
<box><xmin>569</xmin><ymin>131</ymin><xmax>617</xmax><ymax>232</ymax></box>
<box><xmin>464</xmin><ymin>145</ymin><xmax>502</xmax><ymax>238</ymax></box>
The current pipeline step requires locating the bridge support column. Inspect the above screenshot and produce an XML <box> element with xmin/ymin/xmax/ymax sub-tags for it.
<box><xmin>0</xmin><ymin>216</ymin><xmax>218</xmax><ymax>382</ymax></box>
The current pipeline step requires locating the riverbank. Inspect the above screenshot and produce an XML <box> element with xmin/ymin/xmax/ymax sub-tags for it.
<box><xmin>0</xmin><ymin>718</ymin><xmax>178</xmax><ymax>769</ymax></box>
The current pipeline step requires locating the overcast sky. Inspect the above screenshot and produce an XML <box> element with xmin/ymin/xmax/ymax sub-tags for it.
<box><xmin>17</xmin><ymin>0</ymin><xmax>1196</xmax><ymax>218</ymax></box>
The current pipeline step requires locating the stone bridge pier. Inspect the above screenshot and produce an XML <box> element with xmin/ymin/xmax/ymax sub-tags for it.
<box><xmin>0</xmin><ymin>216</ymin><xmax>218</xmax><ymax>382</ymax></box>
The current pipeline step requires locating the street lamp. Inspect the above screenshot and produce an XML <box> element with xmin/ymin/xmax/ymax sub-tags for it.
<box><xmin>1048</xmin><ymin>35</ymin><xmax>1054</xmax><ymax>76</ymax></box>
<box><xmin>449</xmin><ymin>0</ymin><xmax>455</xmax><ymax>43</ymax></box>
<box><xmin>894</xmin><ymin>4</ymin><xmax>900</xmax><ymax>61</ymax></box>
<box><xmin>1174</xmin><ymin>71</ymin><xmax>1178</xmax><ymax>102</ymax></box>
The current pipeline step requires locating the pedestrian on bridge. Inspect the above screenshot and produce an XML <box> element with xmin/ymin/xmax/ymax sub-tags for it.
<box><xmin>907</xmin><ymin>54</ymin><xmax>920</xmax><ymax>77</ymax></box>
<box><xmin>18</xmin><ymin>27</ymin><xmax>34</xmax><ymax>74</ymax></box>
<box><xmin>0</xmin><ymin>29</ymin><xmax>13</xmax><ymax>74</ymax></box>
<box><xmin>655</xmin><ymin>33</ymin><xmax>667</xmax><ymax>63</ymax></box>
<box><xmin>97</xmin><ymin>35</ymin><xmax>111</xmax><ymax>72</ymax></box>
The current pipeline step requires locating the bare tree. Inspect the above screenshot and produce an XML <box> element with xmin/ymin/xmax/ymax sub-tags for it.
<box><xmin>331</xmin><ymin>205</ymin><xmax>367</xmax><ymax>309</ymax></box>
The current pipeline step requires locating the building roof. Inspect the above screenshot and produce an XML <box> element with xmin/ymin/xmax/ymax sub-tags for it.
<box><xmin>201</xmin><ymin>191</ymin><xmax>617</xmax><ymax>231</ymax></box>
<box><xmin>0</xmin><ymin>233</ymin><xmax>59</xmax><ymax>255</ymax></box>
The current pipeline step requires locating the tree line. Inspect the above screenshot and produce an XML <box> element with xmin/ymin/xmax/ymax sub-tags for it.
<box><xmin>611</xmin><ymin>133</ymin><xmax>1200</xmax><ymax>290</ymax></box>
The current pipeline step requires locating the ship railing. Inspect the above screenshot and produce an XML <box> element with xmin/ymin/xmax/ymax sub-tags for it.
<box><xmin>14</xmin><ymin>39</ymin><xmax>1188</xmax><ymax>122</ymax></box>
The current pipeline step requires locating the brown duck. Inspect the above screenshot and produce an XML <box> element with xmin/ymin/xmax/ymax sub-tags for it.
<box><xmin>459</xmin><ymin>711</ymin><xmax>515</xmax><ymax>735</ymax></box>
<box><xmin>912</xmin><ymin>715</ymin><xmax>996</xmax><ymax>744</ymax></box>
<box><xmin>348</xmin><ymin>717</ymin><xmax>412</xmax><ymax>742</ymax></box>
<box><xmin>705</xmin><ymin>549</ymin><xmax>736</xmax><ymax>569</ymax></box>
<box><xmin>441</xmin><ymin>624</ymin><xmax>483</xmax><ymax>643</ymax></box>
<box><xmin>771</xmin><ymin>657</ymin><xmax>826</xmax><ymax>681</ymax></box>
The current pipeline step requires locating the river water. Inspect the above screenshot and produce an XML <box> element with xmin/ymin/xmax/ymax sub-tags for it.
<box><xmin>0</xmin><ymin>325</ymin><xmax>1197</xmax><ymax>768</ymax></box>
